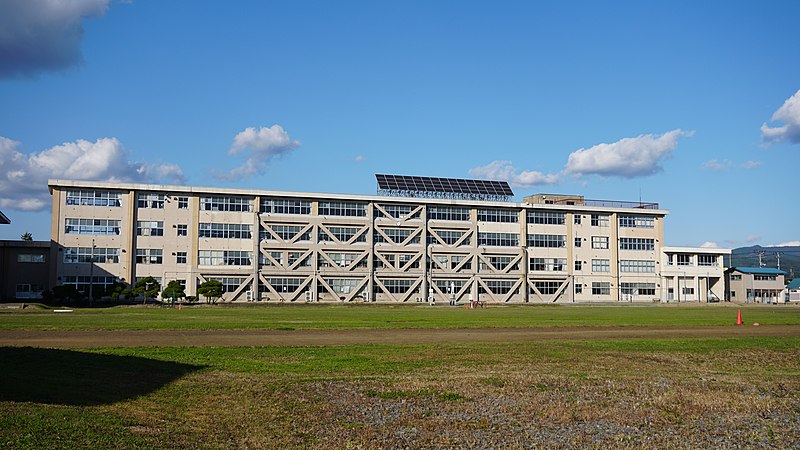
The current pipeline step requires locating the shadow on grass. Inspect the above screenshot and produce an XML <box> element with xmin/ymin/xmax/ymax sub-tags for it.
<box><xmin>0</xmin><ymin>347</ymin><xmax>203</xmax><ymax>406</ymax></box>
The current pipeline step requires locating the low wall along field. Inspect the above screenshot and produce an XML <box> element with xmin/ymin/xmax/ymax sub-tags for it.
<box><xmin>1</xmin><ymin>304</ymin><xmax>799</xmax><ymax>448</ymax></box>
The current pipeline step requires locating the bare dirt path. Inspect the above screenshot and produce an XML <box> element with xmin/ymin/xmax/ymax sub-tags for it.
<box><xmin>1</xmin><ymin>325</ymin><xmax>798</xmax><ymax>348</ymax></box>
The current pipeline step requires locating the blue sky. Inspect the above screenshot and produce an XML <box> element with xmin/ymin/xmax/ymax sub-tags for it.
<box><xmin>1</xmin><ymin>0</ymin><xmax>798</xmax><ymax>247</ymax></box>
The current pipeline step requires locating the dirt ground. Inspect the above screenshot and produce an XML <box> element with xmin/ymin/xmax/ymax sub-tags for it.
<box><xmin>1</xmin><ymin>324</ymin><xmax>799</xmax><ymax>348</ymax></box>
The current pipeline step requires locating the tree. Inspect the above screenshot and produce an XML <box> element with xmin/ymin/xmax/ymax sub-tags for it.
<box><xmin>162</xmin><ymin>280</ymin><xmax>186</xmax><ymax>305</ymax></box>
<box><xmin>106</xmin><ymin>282</ymin><xmax>130</xmax><ymax>301</ymax></box>
<box><xmin>133</xmin><ymin>277</ymin><xmax>161</xmax><ymax>304</ymax></box>
<box><xmin>197</xmin><ymin>279</ymin><xmax>223</xmax><ymax>304</ymax></box>
<box><xmin>20</xmin><ymin>232</ymin><xmax>32</xmax><ymax>241</ymax></box>
<box><xmin>52</xmin><ymin>285</ymin><xmax>82</xmax><ymax>304</ymax></box>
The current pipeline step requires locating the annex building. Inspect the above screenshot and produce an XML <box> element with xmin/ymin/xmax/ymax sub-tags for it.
<box><xmin>48</xmin><ymin>175</ymin><xmax>717</xmax><ymax>304</ymax></box>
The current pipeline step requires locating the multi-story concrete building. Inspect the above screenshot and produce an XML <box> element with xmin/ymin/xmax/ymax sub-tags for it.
<box><xmin>661</xmin><ymin>246</ymin><xmax>730</xmax><ymax>302</ymax></box>
<box><xmin>726</xmin><ymin>267</ymin><xmax>787</xmax><ymax>304</ymax></box>
<box><xmin>48</xmin><ymin>176</ymin><xmax>673</xmax><ymax>303</ymax></box>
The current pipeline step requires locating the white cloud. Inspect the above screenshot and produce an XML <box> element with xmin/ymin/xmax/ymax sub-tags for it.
<box><xmin>565</xmin><ymin>129</ymin><xmax>691</xmax><ymax>178</ymax></box>
<box><xmin>761</xmin><ymin>89</ymin><xmax>800</xmax><ymax>145</ymax></box>
<box><xmin>702</xmin><ymin>159</ymin><xmax>733</xmax><ymax>172</ymax></box>
<box><xmin>741</xmin><ymin>160</ymin><xmax>761</xmax><ymax>170</ymax></box>
<box><xmin>746</xmin><ymin>234</ymin><xmax>761</xmax><ymax>243</ymax></box>
<box><xmin>354</xmin><ymin>155</ymin><xmax>365</xmax><ymax>162</ymax></box>
<box><xmin>0</xmin><ymin>0</ymin><xmax>109</xmax><ymax>78</ymax></box>
<box><xmin>217</xmin><ymin>125</ymin><xmax>300</xmax><ymax>181</ymax></box>
<box><xmin>0</xmin><ymin>136</ymin><xmax>184</xmax><ymax>211</ymax></box>
<box><xmin>767</xmin><ymin>241</ymin><xmax>800</xmax><ymax>247</ymax></box>
<box><xmin>700</xmin><ymin>241</ymin><xmax>719</xmax><ymax>248</ymax></box>
<box><xmin>469</xmin><ymin>160</ymin><xmax>559</xmax><ymax>187</ymax></box>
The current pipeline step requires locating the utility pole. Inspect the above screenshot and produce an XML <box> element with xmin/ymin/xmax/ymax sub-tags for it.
<box><xmin>776</xmin><ymin>252</ymin><xmax>781</xmax><ymax>270</ymax></box>
<box><xmin>757</xmin><ymin>251</ymin><xmax>766</xmax><ymax>268</ymax></box>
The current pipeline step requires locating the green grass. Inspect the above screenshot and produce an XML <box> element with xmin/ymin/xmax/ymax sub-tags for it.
<box><xmin>2</xmin><ymin>337</ymin><xmax>799</xmax><ymax>448</ymax></box>
<box><xmin>1</xmin><ymin>304</ymin><xmax>799</xmax><ymax>330</ymax></box>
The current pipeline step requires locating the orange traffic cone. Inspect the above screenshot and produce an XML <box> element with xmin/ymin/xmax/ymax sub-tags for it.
<box><xmin>736</xmin><ymin>309</ymin><xmax>743</xmax><ymax>325</ymax></box>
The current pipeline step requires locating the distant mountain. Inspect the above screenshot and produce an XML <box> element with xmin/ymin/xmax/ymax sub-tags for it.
<box><xmin>729</xmin><ymin>245</ymin><xmax>800</xmax><ymax>280</ymax></box>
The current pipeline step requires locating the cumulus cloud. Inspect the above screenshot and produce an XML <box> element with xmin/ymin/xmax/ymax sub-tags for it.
<box><xmin>700</xmin><ymin>241</ymin><xmax>719</xmax><ymax>248</ymax></box>
<box><xmin>702</xmin><ymin>159</ymin><xmax>733</xmax><ymax>172</ymax></box>
<box><xmin>0</xmin><ymin>0</ymin><xmax>109</xmax><ymax>79</ymax></box>
<box><xmin>761</xmin><ymin>89</ymin><xmax>800</xmax><ymax>145</ymax></box>
<box><xmin>217</xmin><ymin>125</ymin><xmax>300</xmax><ymax>181</ymax></box>
<box><xmin>469</xmin><ymin>160</ymin><xmax>559</xmax><ymax>187</ymax></box>
<box><xmin>565</xmin><ymin>129</ymin><xmax>691</xmax><ymax>178</ymax></box>
<box><xmin>0</xmin><ymin>136</ymin><xmax>184</xmax><ymax>211</ymax></box>
<box><xmin>741</xmin><ymin>160</ymin><xmax>761</xmax><ymax>169</ymax></box>
<box><xmin>767</xmin><ymin>241</ymin><xmax>800</xmax><ymax>247</ymax></box>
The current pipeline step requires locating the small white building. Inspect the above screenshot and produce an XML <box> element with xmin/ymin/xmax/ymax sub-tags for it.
<box><xmin>784</xmin><ymin>278</ymin><xmax>799</xmax><ymax>303</ymax></box>
<box><xmin>661</xmin><ymin>246</ymin><xmax>730</xmax><ymax>303</ymax></box>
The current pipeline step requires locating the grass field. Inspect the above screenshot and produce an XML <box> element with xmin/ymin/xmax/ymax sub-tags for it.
<box><xmin>1</xmin><ymin>305</ymin><xmax>799</xmax><ymax>448</ymax></box>
<box><xmin>2</xmin><ymin>303</ymin><xmax>799</xmax><ymax>330</ymax></box>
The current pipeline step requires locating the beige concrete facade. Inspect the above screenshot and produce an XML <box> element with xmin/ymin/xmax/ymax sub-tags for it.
<box><xmin>726</xmin><ymin>267</ymin><xmax>786</xmax><ymax>304</ymax></box>
<box><xmin>49</xmin><ymin>179</ymin><xmax>672</xmax><ymax>303</ymax></box>
<box><xmin>661</xmin><ymin>246</ymin><xmax>730</xmax><ymax>302</ymax></box>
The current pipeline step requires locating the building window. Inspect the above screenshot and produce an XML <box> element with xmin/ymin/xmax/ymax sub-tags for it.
<box><xmin>17</xmin><ymin>254</ymin><xmax>46</xmax><ymax>263</ymax></box>
<box><xmin>209</xmin><ymin>277</ymin><xmax>248</xmax><ymax>293</ymax></box>
<box><xmin>324</xmin><ymin>278</ymin><xmax>361</xmax><ymax>294</ymax></box>
<box><xmin>574</xmin><ymin>237</ymin><xmax>581</xmax><ymax>248</ymax></box>
<box><xmin>591</xmin><ymin>214</ymin><xmax>609</xmax><ymax>227</ymax></box>
<box><xmin>619</xmin><ymin>216</ymin><xmax>655</xmax><ymax>228</ymax></box>
<box><xmin>592</xmin><ymin>282</ymin><xmax>611</xmax><ymax>295</ymax></box>
<box><xmin>532</xmin><ymin>281</ymin><xmax>561</xmax><ymax>295</ymax></box>
<box><xmin>431</xmin><ymin>230</ymin><xmax>467</xmax><ymax>245</ymax></box>
<box><xmin>677</xmin><ymin>254</ymin><xmax>692</xmax><ymax>266</ymax></box>
<box><xmin>66</xmin><ymin>190</ymin><xmax>121</xmax><ymax>207</ymax></box>
<box><xmin>478</xmin><ymin>209</ymin><xmax>519</xmax><ymax>223</ymax></box>
<box><xmin>682</xmin><ymin>286</ymin><xmax>695</xmax><ymax>295</ymax></box>
<box><xmin>620</xmin><ymin>238</ymin><xmax>655</xmax><ymax>251</ymax></box>
<box><xmin>574</xmin><ymin>215</ymin><xmax>582</xmax><ymax>225</ymax></box>
<box><xmin>730</xmin><ymin>274</ymin><xmax>741</xmax><ymax>280</ymax></box>
<box><xmin>428</xmin><ymin>206</ymin><xmax>470</xmax><ymax>221</ymax></box>
<box><xmin>527</xmin><ymin>211</ymin><xmax>565</xmax><ymax>225</ymax></box>
<box><xmin>177</xmin><ymin>224</ymin><xmax>188</xmax><ymax>236</ymax></box>
<box><xmin>478</xmin><ymin>232</ymin><xmax>519</xmax><ymax>247</ymax></box>
<box><xmin>260</xmin><ymin>198</ymin><xmax>311</xmax><ymax>215</ymax></box>
<box><xmin>698</xmin><ymin>254</ymin><xmax>718</xmax><ymax>266</ymax></box>
<box><xmin>377</xmin><ymin>204</ymin><xmax>418</xmax><ymax>219</ymax></box>
<box><xmin>200</xmin><ymin>196</ymin><xmax>253</xmax><ymax>212</ymax></box>
<box><xmin>199</xmin><ymin>223</ymin><xmax>252</xmax><ymax>239</ymax></box>
<box><xmin>319</xmin><ymin>227</ymin><xmax>364</xmax><ymax>243</ymax></box>
<box><xmin>176</xmin><ymin>252</ymin><xmax>187</xmax><ymax>264</ymax></box>
<box><xmin>177</xmin><ymin>196</ymin><xmax>189</xmax><ymax>209</ymax></box>
<box><xmin>15</xmin><ymin>284</ymin><xmax>44</xmax><ymax>299</ymax></box>
<box><xmin>591</xmin><ymin>236</ymin><xmax>609</xmax><ymax>249</ymax></box>
<box><xmin>487</xmin><ymin>280</ymin><xmax>517</xmax><ymax>294</ymax></box>
<box><xmin>136</xmin><ymin>221</ymin><xmax>164</xmax><ymax>236</ymax></box>
<box><xmin>137</xmin><ymin>193</ymin><xmax>165</xmax><ymax>209</ymax></box>
<box><xmin>620</xmin><ymin>260</ymin><xmax>655</xmax><ymax>273</ymax></box>
<box><xmin>575</xmin><ymin>260</ymin><xmax>582</xmax><ymax>271</ymax></box>
<box><xmin>64</xmin><ymin>247</ymin><xmax>119</xmax><ymax>263</ymax></box>
<box><xmin>318</xmin><ymin>201</ymin><xmax>366</xmax><ymax>217</ymax></box>
<box><xmin>381</xmin><ymin>279</ymin><xmax>414</xmax><ymax>294</ymax></box>
<box><xmin>621</xmin><ymin>283</ymin><xmax>656</xmax><ymax>296</ymax></box>
<box><xmin>198</xmin><ymin>250</ymin><xmax>252</xmax><ymax>266</ymax></box>
<box><xmin>527</xmin><ymin>234</ymin><xmax>566</xmax><ymax>248</ymax></box>
<box><xmin>575</xmin><ymin>284</ymin><xmax>582</xmax><ymax>294</ymax></box>
<box><xmin>136</xmin><ymin>248</ymin><xmax>163</xmax><ymax>264</ymax></box>
<box><xmin>592</xmin><ymin>259</ymin><xmax>610</xmax><ymax>272</ymax></box>
<box><xmin>530</xmin><ymin>258</ymin><xmax>567</xmax><ymax>272</ymax></box>
<box><xmin>65</xmin><ymin>218</ymin><xmax>120</xmax><ymax>235</ymax></box>
<box><xmin>63</xmin><ymin>276</ymin><xmax>118</xmax><ymax>293</ymax></box>
<box><xmin>754</xmin><ymin>275</ymin><xmax>777</xmax><ymax>281</ymax></box>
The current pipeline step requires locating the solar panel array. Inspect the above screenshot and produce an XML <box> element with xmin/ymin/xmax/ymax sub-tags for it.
<box><xmin>376</xmin><ymin>174</ymin><xmax>514</xmax><ymax>197</ymax></box>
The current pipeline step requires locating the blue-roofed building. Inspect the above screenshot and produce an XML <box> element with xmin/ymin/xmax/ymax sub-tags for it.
<box><xmin>726</xmin><ymin>267</ymin><xmax>787</xmax><ymax>304</ymax></box>
<box><xmin>786</xmin><ymin>278</ymin><xmax>800</xmax><ymax>303</ymax></box>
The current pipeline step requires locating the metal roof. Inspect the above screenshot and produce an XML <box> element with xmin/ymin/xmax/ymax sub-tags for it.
<box><xmin>787</xmin><ymin>279</ymin><xmax>800</xmax><ymax>290</ymax></box>
<box><xmin>0</xmin><ymin>210</ymin><xmax>9</xmax><ymax>224</ymax></box>
<box><xmin>730</xmin><ymin>267</ymin><xmax>787</xmax><ymax>275</ymax></box>
<box><xmin>376</xmin><ymin>174</ymin><xmax>514</xmax><ymax>200</ymax></box>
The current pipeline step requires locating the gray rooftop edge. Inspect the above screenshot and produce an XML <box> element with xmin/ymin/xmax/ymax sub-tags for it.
<box><xmin>48</xmin><ymin>179</ymin><xmax>670</xmax><ymax>215</ymax></box>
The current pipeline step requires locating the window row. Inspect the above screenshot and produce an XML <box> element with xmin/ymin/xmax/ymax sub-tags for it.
<box><xmin>478</xmin><ymin>232</ymin><xmax>519</xmax><ymax>247</ymax></box>
<box><xmin>66</xmin><ymin>190</ymin><xmax>121</xmax><ymax>207</ymax></box>
<box><xmin>66</xmin><ymin>218</ymin><xmax>120</xmax><ymax>235</ymax></box>
<box><xmin>199</xmin><ymin>223</ymin><xmax>252</xmax><ymax>239</ymax></box>
<box><xmin>260</xmin><ymin>198</ymin><xmax>311</xmax><ymax>215</ymax></box>
<box><xmin>64</xmin><ymin>247</ymin><xmax>120</xmax><ymax>263</ymax></box>
<box><xmin>620</xmin><ymin>238</ymin><xmax>655</xmax><ymax>251</ymax></box>
<box><xmin>198</xmin><ymin>250</ymin><xmax>253</xmax><ymax>266</ymax></box>
<box><xmin>527</xmin><ymin>211</ymin><xmax>565</xmax><ymax>225</ymax></box>
<box><xmin>619</xmin><ymin>215</ymin><xmax>655</xmax><ymax>229</ymax></box>
<box><xmin>477</xmin><ymin>208</ymin><xmax>518</xmax><ymax>223</ymax></box>
<box><xmin>530</xmin><ymin>258</ymin><xmax>567</xmax><ymax>272</ymax></box>
<box><xmin>527</xmin><ymin>234</ymin><xmax>566</xmax><ymax>248</ymax></box>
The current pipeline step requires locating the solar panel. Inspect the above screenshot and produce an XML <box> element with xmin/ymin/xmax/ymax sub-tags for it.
<box><xmin>375</xmin><ymin>174</ymin><xmax>514</xmax><ymax>198</ymax></box>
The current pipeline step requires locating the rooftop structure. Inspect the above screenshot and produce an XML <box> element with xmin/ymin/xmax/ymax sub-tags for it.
<box><xmin>0</xmin><ymin>210</ymin><xmax>9</xmax><ymax>224</ymax></box>
<box><xmin>376</xmin><ymin>174</ymin><xmax>514</xmax><ymax>202</ymax></box>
